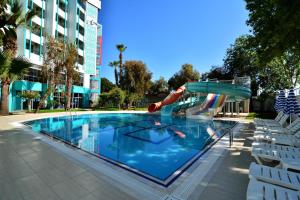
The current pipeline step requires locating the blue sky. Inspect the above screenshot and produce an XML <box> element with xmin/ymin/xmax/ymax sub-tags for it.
<box><xmin>98</xmin><ymin>0</ymin><xmax>250</xmax><ymax>82</ymax></box>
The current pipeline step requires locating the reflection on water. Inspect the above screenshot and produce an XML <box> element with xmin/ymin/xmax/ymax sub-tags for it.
<box><xmin>25</xmin><ymin>114</ymin><xmax>235</xmax><ymax>181</ymax></box>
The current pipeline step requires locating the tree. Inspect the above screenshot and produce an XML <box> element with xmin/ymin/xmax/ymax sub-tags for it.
<box><xmin>0</xmin><ymin>52</ymin><xmax>32</xmax><ymax>115</ymax></box>
<box><xmin>35</xmin><ymin>37</ymin><xmax>64</xmax><ymax>113</ymax></box>
<box><xmin>245</xmin><ymin>0</ymin><xmax>300</xmax><ymax>63</ymax></box>
<box><xmin>0</xmin><ymin>0</ymin><xmax>36</xmax><ymax>56</ymax></box>
<box><xmin>18</xmin><ymin>91</ymin><xmax>40</xmax><ymax>111</ymax></box>
<box><xmin>116</xmin><ymin>44</ymin><xmax>127</xmax><ymax>85</ymax></box>
<box><xmin>121</xmin><ymin>60</ymin><xmax>152</xmax><ymax>95</ymax></box>
<box><xmin>223</xmin><ymin>35</ymin><xmax>259</xmax><ymax>79</ymax></box>
<box><xmin>168</xmin><ymin>64</ymin><xmax>200</xmax><ymax>90</ymax></box>
<box><xmin>64</xmin><ymin>43</ymin><xmax>78</xmax><ymax>110</ymax></box>
<box><xmin>109</xmin><ymin>88</ymin><xmax>126</xmax><ymax>109</ymax></box>
<box><xmin>150</xmin><ymin>77</ymin><xmax>169</xmax><ymax>95</ymax></box>
<box><xmin>108</xmin><ymin>61</ymin><xmax>120</xmax><ymax>86</ymax></box>
<box><xmin>101</xmin><ymin>78</ymin><xmax>115</xmax><ymax>93</ymax></box>
<box><xmin>204</xmin><ymin>66</ymin><xmax>232</xmax><ymax>80</ymax></box>
<box><xmin>258</xmin><ymin>51</ymin><xmax>300</xmax><ymax>93</ymax></box>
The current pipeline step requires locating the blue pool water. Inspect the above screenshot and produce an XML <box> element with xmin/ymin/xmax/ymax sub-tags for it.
<box><xmin>24</xmin><ymin>113</ymin><xmax>235</xmax><ymax>185</ymax></box>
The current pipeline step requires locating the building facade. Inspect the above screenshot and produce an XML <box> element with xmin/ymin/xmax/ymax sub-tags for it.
<box><xmin>8</xmin><ymin>0</ymin><xmax>102</xmax><ymax>112</ymax></box>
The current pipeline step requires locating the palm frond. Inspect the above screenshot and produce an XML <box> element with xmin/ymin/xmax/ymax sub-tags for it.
<box><xmin>9</xmin><ymin>56</ymin><xmax>31</xmax><ymax>76</ymax></box>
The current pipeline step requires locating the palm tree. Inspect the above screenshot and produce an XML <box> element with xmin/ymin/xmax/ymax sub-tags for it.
<box><xmin>108</xmin><ymin>60</ymin><xmax>120</xmax><ymax>86</ymax></box>
<box><xmin>0</xmin><ymin>0</ymin><xmax>36</xmax><ymax>115</ymax></box>
<box><xmin>35</xmin><ymin>37</ymin><xmax>64</xmax><ymax>113</ymax></box>
<box><xmin>64</xmin><ymin>43</ymin><xmax>78</xmax><ymax>110</ymax></box>
<box><xmin>0</xmin><ymin>0</ymin><xmax>36</xmax><ymax>56</ymax></box>
<box><xmin>116</xmin><ymin>44</ymin><xmax>127</xmax><ymax>85</ymax></box>
<box><xmin>0</xmin><ymin>52</ymin><xmax>32</xmax><ymax>115</ymax></box>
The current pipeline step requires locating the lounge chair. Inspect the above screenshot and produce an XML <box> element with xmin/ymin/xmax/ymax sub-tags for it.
<box><xmin>247</xmin><ymin>179</ymin><xmax>300</xmax><ymax>200</ymax></box>
<box><xmin>271</xmin><ymin>133</ymin><xmax>300</xmax><ymax>147</ymax></box>
<box><xmin>251</xmin><ymin>143</ymin><xmax>300</xmax><ymax>166</ymax></box>
<box><xmin>253</xmin><ymin>126</ymin><xmax>300</xmax><ymax>145</ymax></box>
<box><xmin>254</xmin><ymin>111</ymin><xmax>284</xmax><ymax>125</ymax></box>
<box><xmin>252</xmin><ymin>142</ymin><xmax>300</xmax><ymax>152</ymax></box>
<box><xmin>255</xmin><ymin>114</ymin><xmax>289</xmax><ymax>131</ymax></box>
<box><xmin>249</xmin><ymin>162</ymin><xmax>300</xmax><ymax>190</ymax></box>
<box><xmin>254</xmin><ymin>118</ymin><xmax>300</xmax><ymax>135</ymax></box>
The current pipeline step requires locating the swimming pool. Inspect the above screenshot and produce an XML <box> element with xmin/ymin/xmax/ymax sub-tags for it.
<box><xmin>24</xmin><ymin>113</ymin><xmax>236</xmax><ymax>186</ymax></box>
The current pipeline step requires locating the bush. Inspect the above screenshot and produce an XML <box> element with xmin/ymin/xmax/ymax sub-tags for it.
<box><xmin>109</xmin><ymin>88</ymin><xmax>126</xmax><ymax>109</ymax></box>
<box><xmin>125</xmin><ymin>93</ymin><xmax>143</xmax><ymax>108</ymax></box>
<box><xmin>98</xmin><ymin>92</ymin><xmax>110</xmax><ymax>107</ymax></box>
<box><xmin>98</xmin><ymin>88</ymin><xmax>126</xmax><ymax>109</ymax></box>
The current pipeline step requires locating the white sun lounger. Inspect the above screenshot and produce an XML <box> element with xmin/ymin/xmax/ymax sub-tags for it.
<box><xmin>252</xmin><ymin>142</ymin><xmax>300</xmax><ymax>153</ymax></box>
<box><xmin>252</xmin><ymin>144</ymin><xmax>300</xmax><ymax>166</ymax></box>
<box><xmin>254</xmin><ymin>118</ymin><xmax>300</xmax><ymax>135</ymax></box>
<box><xmin>254</xmin><ymin>111</ymin><xmax>284</xmax><ymax>125</ymax></box>
<box><xmin>249</xmin><ymin>162</ymin><xmax>300</xmax><ymax>191</ymax></box>
<box><xmin>255</xmin><ymin>114</ymin><xmax>289</xmax><ymax>131</ymax></box>
<box><xmin>271</xmin><ymin>134</ymin><xmax>300</xmax><ymax>147</ymax></box>
<box><xmin>247</xmin><ymin>179</ymin><xmax>300</xmax><ymax>200</ymax></box>
<box><xmin>254</xmin><ymin>131</ymin><xmax>300</xmax><ymax>147</ymax></box>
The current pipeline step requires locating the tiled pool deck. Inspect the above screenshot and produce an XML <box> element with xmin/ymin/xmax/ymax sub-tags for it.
<box><xmin>0</xmin><ymin>111</ymin><xmax>254</xmax><ymax>200</ymax></box>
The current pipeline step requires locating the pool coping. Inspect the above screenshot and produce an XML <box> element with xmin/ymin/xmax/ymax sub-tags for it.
<box><xmin>10</xmin><ymin>112</ymin><xmax>245</xmax><ymax>200</ymax></box>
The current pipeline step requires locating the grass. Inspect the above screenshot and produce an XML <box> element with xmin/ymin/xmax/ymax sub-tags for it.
<box><xmin>27</xmin><ymin>108</ymin><xmax>87</xmax><ymax>113</ymax></box>
<box><xmin>27</xmin><ymin>107</ymin><xmax>148</xmax><ymax>113</ymax></box>
<box><xmin>246</xmin><ymin>112</ymin><xmax>277</xmax><ymax>120</ymax></box>
<box><xmin>94</xmin><ymin>107</ymin><xmax>148</xmax><ymax>111</ymax></box>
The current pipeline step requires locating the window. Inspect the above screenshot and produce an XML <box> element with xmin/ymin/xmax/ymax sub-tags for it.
<box><xmin>78</xmin><ymin>25</ymin><xmax>84</xmax><ymax>35</ymax></box>
<box><xmin>76</xmin><ymin>39</ymin><xmax>84</xmax><ymax>50</ymax></box>
<box><xmin>23</xmin><ymin>68</ymin><xmax>41</xmax><ymax>82</ymax></box>
<box><xmin>25</xmin><ymin>39</ymin><xmax>43</xmax><ymax>55</ymax></box>
<box><xmin>56</xmin><ymin>31</ymin><xmax>65</xmax><ymax>40</ymax></box>
<box><xmin>32</xmin><ymin>2</ymin><xmax>45</xmax><ymax>19</ymax></box>
<box><xmin>79</xmin><ymin>11</ymin><xmax>85</xmax><ymax>21</ymax></box>
<box><xmin>57</xmin><ymin>0</ymin><xmax>67</xmax><ymax>12</ymax></box>
<box><xmin>78</xmin><ymin>55</ymin><xmax>84</xmax><ymax>65</ymax></box>
<box><xmin>56</xmin><ymin>14</ymin><xmax>66</xmax><ymax>27</ymax></box>
<box><xmin>31</xmin><ymin>21</ymin><xmax>42</xmax><ymax>36</ymax></box>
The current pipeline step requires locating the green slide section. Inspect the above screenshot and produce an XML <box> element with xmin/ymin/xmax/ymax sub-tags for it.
<box><xmin>161</xmin><ymin>96</ymin><xmax>206</xmax><ymax>115</ymax></box>
<box><xmin>185</xmin><ymin>82</ymin><xmax>251</xmax><ymax>101</ymax></box>
<box><xmin>160</xmin><ymin>81</ymin><xmax>251</xmax><ymax>116</ymax></box>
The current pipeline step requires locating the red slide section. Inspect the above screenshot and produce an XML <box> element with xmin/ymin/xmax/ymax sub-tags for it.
<box><xmin>148</xmin><ymin>85</ymin><xmax>186</xmax><ymax>112</ymax></box>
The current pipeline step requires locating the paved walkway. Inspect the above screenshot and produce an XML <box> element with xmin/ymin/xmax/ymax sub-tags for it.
<box><xmin>193</xmin><ymin>123</ymin><xmax>255</xmax><ymax>200</ymax></box>
<box><xmin>0</xmin><ymin>112</ymin><xmax>254</xmax><ymax>200</ymax></box>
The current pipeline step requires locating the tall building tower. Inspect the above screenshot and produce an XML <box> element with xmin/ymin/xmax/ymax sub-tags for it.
<box><xmin>9</xmin><ymin>0</ymin><xmax>102</xmax><ymax>112</ymax></box>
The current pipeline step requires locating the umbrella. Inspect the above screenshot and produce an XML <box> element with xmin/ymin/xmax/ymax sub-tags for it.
<box><xmin>274</xmin><ymin>90</ymin><xmax>286</xmax><ymax>113</ymax></box>
<box><xmin>283</xmin><ymin>88</ymin><xmax>300</xmax><ymax>123</ymax></box>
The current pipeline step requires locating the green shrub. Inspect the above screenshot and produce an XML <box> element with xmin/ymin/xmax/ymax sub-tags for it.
<box><xmin>98</xmin><ymin>88</ymin><xmax>126</xmax><ymax>109</ymax></box>
<box><xmin>98</xmin><ymin>92</ymin><xmax>110</xmax><ymax>107</ymax></box>
<box><xmin>18</xmin><ymin>91</ymin><xmax>40</xmax><ymax>111</ymax></box>
<box><xmin>125</xmin><ymin>93</ymin><xmax>143</xmax><ymax>108</ymax></box>
<box><xmin>109</xmin><ymin>88</ymin><xmax>126</xmax><ymax>109</ymax></box>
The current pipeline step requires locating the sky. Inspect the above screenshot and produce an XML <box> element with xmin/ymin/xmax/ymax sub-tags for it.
<box><xmin>98</xmin><ymin>0</ymin><xmax>250</xmax><ymax>82</ymax></box>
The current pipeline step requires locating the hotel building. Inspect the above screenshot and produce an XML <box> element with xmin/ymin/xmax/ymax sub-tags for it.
<box><xmin>7</xmin><ymin>0</ymin><xmax>102</xmax><ymax>112</ymax></box>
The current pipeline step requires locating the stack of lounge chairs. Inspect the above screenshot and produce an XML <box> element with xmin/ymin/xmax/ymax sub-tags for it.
<box><xmin>247</xmin><ymin>112</ymin><xmax>300</xmax><ymax>200</ymax></box>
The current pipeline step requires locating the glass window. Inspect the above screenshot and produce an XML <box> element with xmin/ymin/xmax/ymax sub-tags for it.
<box><xmin>25</xmin><ymin>39</ymin><xmax>42</xmax><ymax>55</ymax></box>
<box><xmin>78</xmin><ymin>25</ymin><xmax>84</xmax><ymax>35</ymax></box>
<box><xmin>56</xmin><ymin>14</ymin><xmax>66</xmax><ymax>27</ymax></box>
<box><xmin>32</xmin><ymin>2</ymin><xmax>45</xmax><ymax>19</ymax></box>
<box><xmin>31</xmin><ymin>21</ymin><xmax>42</xmax><ymax>36</ymax></box>
<box><xmin>78</xmin><ymin>55</ymin><xmax>84</xmax><ymax>65</ymax></box>
<box><xmin>23</xmin><ymin>68</ymin><xmax>41</xmax><ymax>82</ymax></box>
<box><xmin>79</xmin><ymin>11</ymin><xmax>85</xmax><ymax>21</ymax></box>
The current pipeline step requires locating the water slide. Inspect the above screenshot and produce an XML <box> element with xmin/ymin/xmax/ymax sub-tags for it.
<box><xmin>186</xmin><ymin>94</ymin><xmax>226</xmax><ymax>119</ymax></box>
<box><xmin>148</xmin><ymin>85</ymin><xmax>186</xmax><ymax>112</ymax></box>
<box><xmin>148</xmin><ymin>80</ymin><xmax>251</xmax><ymax>118</ymax></box>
